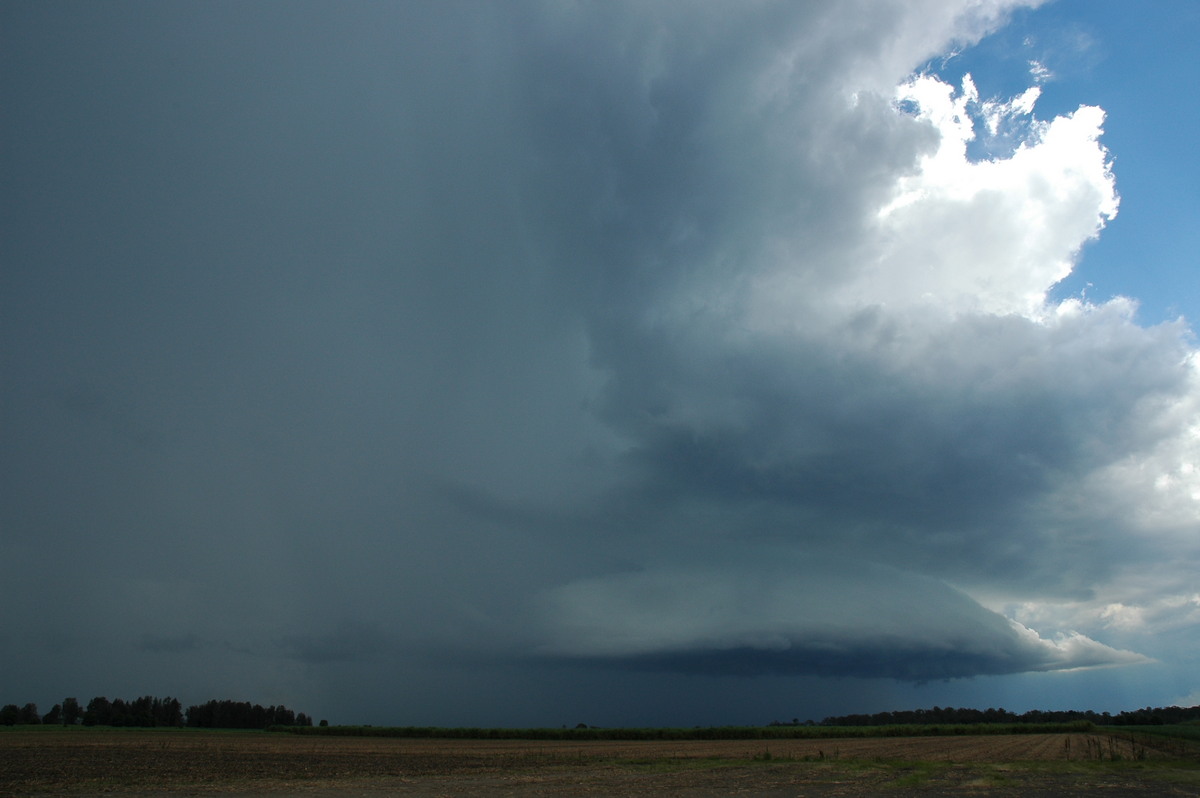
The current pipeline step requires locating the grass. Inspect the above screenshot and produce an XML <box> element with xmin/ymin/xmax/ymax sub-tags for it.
<box><xmin>0</xmin><ymin>724</ymin><xmax>258</xmax><ymax>734</ymax></box>
<box><xmin>884</xmin><ymin>760</ymin><xmax>945</xmax><ymax>788</ymax></box>
<box><xmin>1120</xmin><ymin>724</ymin><xmax>1200</xmax><ymax>742</ymax></box>
<box><xmin>5</xmin><ymin>727</ymin><xmax>1200</xmax><ymax>796</ymax></box>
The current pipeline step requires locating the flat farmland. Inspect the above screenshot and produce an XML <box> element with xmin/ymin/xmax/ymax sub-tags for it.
<box><xmin>3</xmin><ymin>728</ymin><xmax>1199</xmax><ymax>796</ymax></box>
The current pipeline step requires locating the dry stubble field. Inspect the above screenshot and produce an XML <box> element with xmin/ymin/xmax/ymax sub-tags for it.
<box><xmin>3</xmin><ymin>728</ymin><xmax>1200</xmax><ymax>797</ymax></box>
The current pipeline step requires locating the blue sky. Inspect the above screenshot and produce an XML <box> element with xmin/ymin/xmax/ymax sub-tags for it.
<box><xmin>945</xmin><ymin>0</ymin><xmax>1199</xmax><ymax>325</ymax></box>
<box><xmin>2</xmin><ymin>0</ymin><xmax>1198</xmax><ymax>727</ymax></box>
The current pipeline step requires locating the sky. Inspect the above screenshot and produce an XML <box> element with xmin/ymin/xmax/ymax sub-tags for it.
<box><xmin>2</xmin><ymin>0</ymin><xmax>1198</xmax><ymax>728</ymax></box>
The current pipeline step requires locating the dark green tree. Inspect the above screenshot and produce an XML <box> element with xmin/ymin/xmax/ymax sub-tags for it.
<box><xmin>185</xmin><ymin>699</ymin><xmax>310</xmax><ymax>729</ymax></box>
<box><xmin>158</xmin><ymin>697</ymin><xmax>183</xmax><ymax>726</ymax></box>
<box><xmin>109</xmin><ymin>698</ymin><xmax>131</xmax><ymax>726</ymax></box>
<box><xmin>42</xmin><ymin>704</ymin><xmax>63</xmax><ymax>725</ymax></box>
<box><xmin>62</xmin><ymin>697</ymin><xmax>83</xmax><ymax>725</ymax></box>
<box><xmin>83</xmin><ymin>696</ymin><xmax>112</xmax><ymax>726</ymax></box>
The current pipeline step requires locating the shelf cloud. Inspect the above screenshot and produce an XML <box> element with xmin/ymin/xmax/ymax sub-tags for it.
<box><xmin>537</xmin><ymin>559</ymin><xmax>1152</xmax><ymax>680</ymax></box>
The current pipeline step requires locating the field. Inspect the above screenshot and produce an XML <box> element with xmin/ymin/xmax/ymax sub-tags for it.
<box><xmin>3</xmin><ymin>726</ymin><xmax>1200</xmax><ymax>796</ymax></box>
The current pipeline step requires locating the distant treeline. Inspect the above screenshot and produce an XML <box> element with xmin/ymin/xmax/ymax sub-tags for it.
<box><xmin>0</xmin><ymin>696</ymin><xmax>314</xmax><ymax>729</ymax></box>
<box><xmin>185</xmin><ymin>699</ymin><xmax>313</xmax><ymax>729</ymax></box>
<box><xmin>279</xmin><ymin>721</ymin><xmax>1095</xmax><ymax>740</ymax></box>
<box><xmin>812</xmin><ymin>704</ymin><xmax>1200</xmax><ymax>727</ymax></box>
<box><xmin>7</xmin><ymin>697</ymin><xmax>1198</xmax><ymax>732</ymax></box>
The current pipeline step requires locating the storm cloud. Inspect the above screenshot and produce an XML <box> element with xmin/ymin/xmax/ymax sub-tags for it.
<box><xmin>537</xmin><ymin>558</ymin><xmax>1151</xmax><ymax>680</ymax></box>
<box><xmin>3</xmin><ymin>0</ymin><xmax>1197</xmax><ymax>724</ymax></box>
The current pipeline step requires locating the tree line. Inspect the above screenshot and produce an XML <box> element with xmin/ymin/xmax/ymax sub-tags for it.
<box><xmin>811</xmin><ymin>703</ymin><xmax>1200</xmax><ymax>727</ymax></box>
<box><xmin>184</xmin><ymin>699</ymin><xmax>313</xmax><ymax>729</ymax></box>
<box><xmin>0</xmin><ymin>696</ymin><xmax>315</xmax><ymax>729</ymax></box>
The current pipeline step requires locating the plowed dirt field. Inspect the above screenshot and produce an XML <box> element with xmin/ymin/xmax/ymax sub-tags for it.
<box><xmin>3</xmin><ymin>729</ymin><xmax>1199</xmax><ymax>796</ymax></box>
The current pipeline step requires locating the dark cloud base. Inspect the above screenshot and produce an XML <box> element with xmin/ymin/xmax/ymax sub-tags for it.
<box><xmin>563</xmin><ymin>645</ymin><xmax>1033</xmax><ymax>682</ymax></box>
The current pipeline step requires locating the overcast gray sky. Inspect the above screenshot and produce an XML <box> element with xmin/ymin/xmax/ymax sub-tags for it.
<box><xmin>4</xmin><ymin>0</ymin><xmax>1198</xmax><ymax>727</ymax></box>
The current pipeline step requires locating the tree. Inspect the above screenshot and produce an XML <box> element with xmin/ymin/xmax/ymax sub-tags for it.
<box><xmin>18</xmin><ymin>703</ymin><xmax>40</xmax><ymax>724</ymax></box>
<box><xmin>185</xmin><ymin>699</ymin><xmax>310</xmax><ymax>729</ymax></box>
<box><xmin>0</xmin><ymin>705</ymin><xmax>19</xmax><ymax>726</ymax></box>
<box><xmin>83</xmin><ymin>696</ymin><xmax>112</xmax><ymax>726</ymax></box>
<box><xmin>62</xmin><ymin>697</ymin><xmax>83</xmax><ymax>725</ymax></box>
<box><xmin>159</xmin><ymin>697</ymin><xmax>183</xmax><ymax>727</ymax></box>
<box><xmin>43</xmin><ymin>704</ymin><xmax>63</xmax><ymax>725</ymax></box>
<box><xmin>109</xmin><ymin>698</ymin><xmax>131</xmax><ymax>726</ymax></box>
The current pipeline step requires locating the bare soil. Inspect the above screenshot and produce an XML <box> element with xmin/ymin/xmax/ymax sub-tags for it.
<box><xmin>3</xmin><ymin>729</ymin><xmax>1198</xmax><ymax>796</ymax></box>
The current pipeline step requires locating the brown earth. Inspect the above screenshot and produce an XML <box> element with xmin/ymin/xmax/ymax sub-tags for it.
<box><xmin>3</xmin><ymin>729</ymin><xmax>1199</xmax><ymax>796</ymax></box>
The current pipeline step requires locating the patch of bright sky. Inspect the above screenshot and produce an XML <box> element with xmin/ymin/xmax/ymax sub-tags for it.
<box><xmin>925</xmin><ymin>0</ymin><xmax>1199</xmax><ymax>326</ymax></box>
